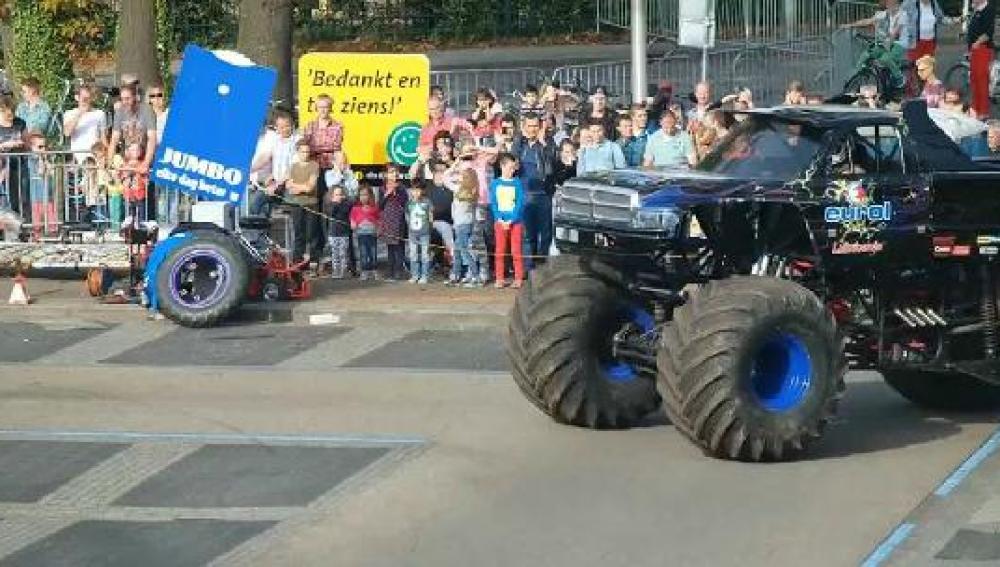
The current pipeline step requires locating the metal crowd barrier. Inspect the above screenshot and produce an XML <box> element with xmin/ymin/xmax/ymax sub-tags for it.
<box><xmin>546</xmin><ymin>36</ymin><xmax>833</xmax><ymax>108</ymax></box>
<box><xmin>431</xmin><ymin>67</ymin><xmax>549</xmax><ymax>113</ymax></box>
<box><xmin>589</xmin><ymin>0</ymin><xmax>879</xmax><ymax>104</ymax></box>
<box><xmin>0</xmin><ymin>149</ymin><xmax>194</xmax><ymax>241</ymax></box>
<box><xmin>597</xmin><ymin>0</ymin><xmax>879</xmax><ymax>44</ymax></box>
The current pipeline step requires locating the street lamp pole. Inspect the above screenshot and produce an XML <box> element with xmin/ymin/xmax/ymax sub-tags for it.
<box><xmin>631</xmin><ymin>0</ymin><xmax>647</xmax><ymax>104</ymax></box>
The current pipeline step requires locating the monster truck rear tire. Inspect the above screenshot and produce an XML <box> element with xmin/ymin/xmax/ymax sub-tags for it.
<box><xmin>658</xmin><ymin>276</ymin><xmax>846</xmax><ymax>461</ymax></box>
<box><xmin>882</xmin><ymin>370</ymin><xmax>1000</xmax><ymax>411</ymax></box>
<box><xmin>155</xmin><ymin>234</ymin><xmax>249</xmax><ymax>328</ymax></box>
<box><xmin>507</xmin><ymin>256</ymin><xmax>661</xmax><ymax>429</ymax></box>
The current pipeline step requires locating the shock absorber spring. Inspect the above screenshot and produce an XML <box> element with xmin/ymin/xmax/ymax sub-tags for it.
<box><xmin>982</xmin><ymin>265</ymin><xmax>999</xmax><ymax>359</ymax></box>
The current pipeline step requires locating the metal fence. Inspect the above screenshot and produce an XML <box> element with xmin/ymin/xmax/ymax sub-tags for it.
<box><xmin>0</xmin><ymin>151</ymin><xmax>190</xmax><ymax>242</ymax></box>
<box><xmin>431</xmin><ymin>68</ymin><xmax>550</xmax><ymax>113</ymax></box>
<box><xmin>433</xmin><ymin>36</ymin><xmax>842</xmax><ymax>112</ymax></box>
<box><xmin>598</xmin><ymin>0</ymin><xmax>879</xmax><ymax>44</ymax></box>
<box><xmin>591</xmin><ymin>0</ymin><xmax>880</xmax><ymax>105</ymax></box>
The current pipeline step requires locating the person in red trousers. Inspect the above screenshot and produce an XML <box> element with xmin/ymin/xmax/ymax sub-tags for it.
<box><xmin>905</xmin><ymin>0</ymin><xmax>957</xmax><ymax>63</ymax></box>
<box><xmin>489</xmin><ymin>153</ymin><xmax>525</xmax><ymax>289</ymax></box>
<box><xmin>967</xmin><ymin>0</ymin><xmax>996</xmax><ymax>119</ymax></box>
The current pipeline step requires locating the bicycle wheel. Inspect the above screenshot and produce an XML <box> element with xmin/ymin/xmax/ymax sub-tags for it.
<box><xmin>843</xmin><ymin>68</ymin><xmax>880</xmax><ymax>95</ymax></box>
<box><xmin>945</xmin><ymin>62</ymin><xmax>971</xmax><ymax>96</ymax></box>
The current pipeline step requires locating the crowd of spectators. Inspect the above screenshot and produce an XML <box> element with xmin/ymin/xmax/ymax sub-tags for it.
<box><xmin>241</xmin><ymin>47</ymin><xmax>1000</xmax><ymax>288</ymax></box>
<box><xmin>0</xmin><ymin>74</ymin><xmax>174</xmax><ymax>241</ymax></box>
<box><xmin>244</xmin><ymin>78</ymin><xmax>782</xmax><ymax>287</ymax></box>
<box><xmin>2</xmin><ymin>0</ymin><xmax>998</xmax><ymax>287</ymax></box>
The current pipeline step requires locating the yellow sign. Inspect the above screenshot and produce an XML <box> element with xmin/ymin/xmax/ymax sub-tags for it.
<box><xmin>298</xmin><ymin>53</ymin><xmax>429</xmax><ymax>166</ymax></box>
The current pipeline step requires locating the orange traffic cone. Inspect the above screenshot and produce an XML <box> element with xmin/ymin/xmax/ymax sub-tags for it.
<box><xmin>8</xmin><ymin>274</ymin><xmax>30</xmax><ymax>305</ymax></box>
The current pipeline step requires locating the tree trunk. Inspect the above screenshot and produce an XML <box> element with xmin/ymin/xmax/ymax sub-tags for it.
<box><xmin>236</xmin><ymin>0</ymin><xmax>294</xmax><ymax>107</ymax></box>
<box><xmin>116</xmin><ymin>0</ymin><xmax>161</xmax><ymax>86</ymax></box>
<box><xmin>0</xmin><ymin>2</ymin><xmax>15</xmax><ymax>77</ymax></box>
<box><xmin>0</xmin><ymin>22</ymin><xmax>14</xmax><ymax>78</ymax></box>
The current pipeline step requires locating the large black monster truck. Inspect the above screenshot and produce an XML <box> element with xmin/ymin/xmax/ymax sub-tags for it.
<box><xmin>508</xmin><ymin>100</ymin><xmax>1000</xmax><ymax>461</ymax></box>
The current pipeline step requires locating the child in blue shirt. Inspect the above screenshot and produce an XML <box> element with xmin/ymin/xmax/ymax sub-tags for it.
<box><xmin>489</xmin><ymin>153</ymin><xmax>526</xmax><ymax>288</ymax></box>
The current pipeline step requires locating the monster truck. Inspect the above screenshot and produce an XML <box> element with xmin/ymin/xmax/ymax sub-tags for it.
<box><xmin>508</xmin><ymin>100</ymin><xmax>1000</xmax><ymax>461</ymax></box>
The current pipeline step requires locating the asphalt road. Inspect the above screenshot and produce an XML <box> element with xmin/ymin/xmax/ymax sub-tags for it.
<box><xmin>0</xmin><ymin>312</ymin><xmax>998</xmax><ymax>566</ymax></box>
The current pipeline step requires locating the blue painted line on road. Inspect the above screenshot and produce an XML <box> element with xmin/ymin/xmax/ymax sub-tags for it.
<box><xmin>934</xmin><ymin>426</ymin><xmax>1000</xmax><ymax>497</ymax></box>
<box><xmin>860</xmin><ymin>523</ymin><xmax>916</xmax><ymax>567</ymax></box>
<box><xmin>0</xmin><ymin>429</ymin><xmax>427</xmax><ymax>447</ymax></box>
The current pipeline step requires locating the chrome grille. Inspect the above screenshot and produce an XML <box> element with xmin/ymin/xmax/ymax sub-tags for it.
<box><xmin>557</xmin><ymin>182</ymin><xmax>636</xmax><ymax>226</ymax></box>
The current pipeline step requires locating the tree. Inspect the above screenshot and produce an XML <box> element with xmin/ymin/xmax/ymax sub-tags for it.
<box><xmin>4</xmin><ymin>0</ymin><xmax>72</xmax><ymax>107</ymax></box>
<box><xmin>236</xmin><ymin>0</ymin><xmax>294</xmax><ymax>106</ymax></box>
<box><xmin>116</xmin><ymin>0</ymin><xmax>160</xmax><ymax>85</ymax></box>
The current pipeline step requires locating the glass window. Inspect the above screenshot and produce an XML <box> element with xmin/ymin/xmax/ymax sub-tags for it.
<box><xmin>854</xmin><ymin>125</ymin><xmax>905</xmax><ymax>175</ymax></box>
<box><xmin>696</xmin><ymin>117</ymin><xmax>824</xmax><ymax>180</ymax></box>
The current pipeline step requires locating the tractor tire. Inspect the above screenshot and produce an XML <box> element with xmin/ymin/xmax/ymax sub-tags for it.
<box><xmin>260</xmin><ymin>277</ymin><xmax>286</xmax><ymax>302</ymax></box>
<box><xmin>507</xmin><ymin>256</ymin><xmax>661</xmax><ymax>429</ymax></box>
<box><xmin>882</xmin><ymin>370</ymin><xmax>1000</xmax><ymax>411</ymax></box>
<box><xmin>155</xmin><ymin>233</ymin><xmax>249</xmax><ymax>328</ymax></box>
<box><xmin>658</xmin><ymin>276</ymin><xmax>846</xmax><ymax>461</ymax></box>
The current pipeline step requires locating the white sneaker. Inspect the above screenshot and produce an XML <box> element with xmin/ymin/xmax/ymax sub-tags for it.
<box><xmin>418</xmin><ymin>277</ymin><xmax>429</xmax><ymax>285</ymax></box>
<box><xmin>408</xmin><ymin>276</ymin><xmax>418</xmax><ymax>284</ymax></box>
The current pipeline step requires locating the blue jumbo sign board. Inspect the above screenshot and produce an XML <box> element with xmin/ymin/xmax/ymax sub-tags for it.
<box><xmin>153</xmin><ymin>45</ymin><xmax>277</xmax><ymax>203</ymax></box>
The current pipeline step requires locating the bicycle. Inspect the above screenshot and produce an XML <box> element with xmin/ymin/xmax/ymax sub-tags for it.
<box><xmin>842</xmin><ymin>34</ymin><xmax>907</xmax><ymax>106</ymax></box>
<box><xmin>944</xmin><ymin>52</ymin><xmax>1000</xmax><ymax>101</ymax></box>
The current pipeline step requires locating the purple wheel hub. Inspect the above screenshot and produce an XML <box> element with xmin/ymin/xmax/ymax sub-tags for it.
<box><xmin>168</xmin><ymin>248</ymin><xmax>232</xmax><ymax>309</ymax></box>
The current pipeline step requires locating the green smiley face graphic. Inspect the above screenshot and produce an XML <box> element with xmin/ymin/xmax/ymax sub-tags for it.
<box><xmin>386</xmin><ymin>121</ymin><xmax>421</xmax><ymax>166</ymax></box>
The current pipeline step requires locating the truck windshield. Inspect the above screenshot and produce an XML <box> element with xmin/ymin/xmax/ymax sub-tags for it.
<box><xmin>696</xmin><ymin>117</ymin><xmax>824</xmax><ymax>179</ymax></box>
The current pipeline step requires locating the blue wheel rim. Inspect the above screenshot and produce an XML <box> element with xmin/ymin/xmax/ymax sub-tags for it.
<box><xmin>168</xmin><ymin>249</ymin><xmax>231</xmax><ymax>309</ymax></box>
<box><xmin>600</xmin><ymin>305</ymin><xmax>655</xmax><ymax>383</ymax></box>
<box><xmin>750</xmin><ymin>332</ymin><xmax>813</xmax><ymax>412</ymax></box>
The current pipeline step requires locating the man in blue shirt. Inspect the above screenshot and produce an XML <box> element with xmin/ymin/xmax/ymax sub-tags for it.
<box><xmin>577</xmin><ymin>120</ymin><xmax>626</xmax><ymax>175</ymax></box>
<box><xmin>16</xmin><ymin>78</ymin><xmax>51</xmax><ymax>135</ymax></box>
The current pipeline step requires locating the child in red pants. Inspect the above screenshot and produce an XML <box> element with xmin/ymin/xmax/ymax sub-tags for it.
<box><xmin>489</xmin><ymin>153</ymin><xmax>526</xmax><ymax>289</ymax></box>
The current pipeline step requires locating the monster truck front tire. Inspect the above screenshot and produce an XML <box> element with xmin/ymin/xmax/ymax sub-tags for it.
<box><xmin>658</xmin><ymin>276</ymin><xmax>846</xmax><ymax>461</ymax></box>
<box><xmin>882</xmin><ymin>370</ymin><xmax>1000</xmax><ymax>411</ymax></box>
<box><xmin>155</xmin><ymin>234</ymin><xmax>249</xmax><ymax>328</ymax></box>
<box><xmin>507</xmin><ymin>256</ymin><xmax>661</xmax><ymax>429</ymax></box>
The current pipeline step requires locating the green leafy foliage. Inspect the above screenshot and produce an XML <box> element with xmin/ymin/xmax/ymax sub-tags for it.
<box><xmin>155</xmin><ymin>0</ymin><xmax>173</xmax><ymax>92</ymax></box>
<box><xmin>298</xmin><ymin>0</ymin><xmax>597</xmax><ymax>43</ymax></box>
<box><xmin>41</xmin><ymin>0</ymin><xmax>115</xmax><ymax>58</ymax></box>
<box><xmin>10</xmin><ymin>0</ymin><xmax>71</xmax><ymax>107</ymax></box>
<box><xmin>168</xmin><ymin>0</ymin><xmax>239</xmax><ymax>50</ymax></box>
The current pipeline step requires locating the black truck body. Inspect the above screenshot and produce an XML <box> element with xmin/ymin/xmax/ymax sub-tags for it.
<box><xmin>507</xmin><ymin>101</ymin><xmax>1000</xmax><ymax>461</ymax></box>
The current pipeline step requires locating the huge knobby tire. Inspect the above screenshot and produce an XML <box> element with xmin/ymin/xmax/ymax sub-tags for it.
<box><xmin>882</xmin><ymin>370</ymin><xmax>1000</xmax><ymax>412</ymax></box>
<box><xmin>155</xmin><ymin>234</ymin><xmax>249</xmax><ymax>328</ymax></box>
<box><xmin>658</xmin><ymin>277</ymin><xmax>846</xmax><ymax>461</ymax></box>
<box><xmin>507</xmin><ymin>256</ymin><xmax>661</xmax><ymax>429</ymax></box>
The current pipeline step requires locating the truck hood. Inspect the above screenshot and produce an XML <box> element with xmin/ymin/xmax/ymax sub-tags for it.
<box><xmin>579</xmin><ymin>169</ymin><xmax>795</xmax><ymax>208</ymax></box>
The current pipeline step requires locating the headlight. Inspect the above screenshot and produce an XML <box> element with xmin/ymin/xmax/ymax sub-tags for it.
<box><xmin>632</xmin><ymin>207</ymin><xmax>682</xmax><ymax>234</ymax></box>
